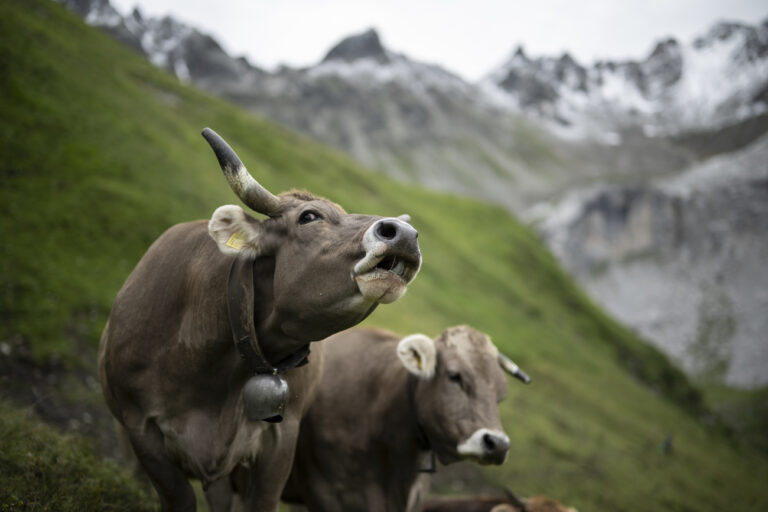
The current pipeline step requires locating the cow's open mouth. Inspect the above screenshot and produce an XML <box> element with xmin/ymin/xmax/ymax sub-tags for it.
<box><xmin>375</xmin><ymin>255</ymin><xmax>407</xmax><ymax>277</ymax></box>
<box><xmin>354</xmin><ymin>251</ymin><xmax>419</xmax><ymax>283</ymax></box>
<box><xmin>353</xmin><ymin>250</ymin><xmax>420</xmax><ymax>303</ymax></box>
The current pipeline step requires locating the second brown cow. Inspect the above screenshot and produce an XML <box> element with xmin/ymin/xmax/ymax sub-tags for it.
<box><xmin>282</xmin><ymin>326</ymin><xmax>530</xmax><ymax>512</ymax></box>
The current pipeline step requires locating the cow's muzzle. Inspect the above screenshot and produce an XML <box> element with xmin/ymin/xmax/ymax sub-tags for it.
<box><xmin>353</xmin><ymin>217</ymin><xmax>421</xmax><ymax>303</ymax></box>
<box><xmin>457</xmin><ymin>428</ymin><xmax>510</xmax><ymax>465</ymax></box>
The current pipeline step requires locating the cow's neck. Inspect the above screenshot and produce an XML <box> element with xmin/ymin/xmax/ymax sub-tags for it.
<box><xmin>249</xmin><ymin>260</ymin><xmax>375</xmax><ymax>366</ymax></box>
<box><xmin>364</xmin><ymin>366</ymin><xmax>432</xmax><ymax>500</ymax></box>
<box><xmin>408</xmin><ymin>373</ymin><xmax>436</xmax><ymax>473</ymax></box>
<box><xmin>231</xmin><ymin>255</ymin><xmax>311</xmax><ymax>367</ymax></box>
<box><xmin>255</xmin><ymin>319</ymin><xmax>313</xmax><ymax>365</ymax></box>
<box><xmin>255</xmin><ymin>330</ymin><xmax>310</xmax><ymax>370</ymax></box>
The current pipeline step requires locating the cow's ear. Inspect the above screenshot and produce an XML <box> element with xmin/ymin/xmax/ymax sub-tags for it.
<box><xmin>397</xmin><ymin>334</ymin><xmax>436</xmax><ymax>379</ymax></box>
<box><xmin>208</xmin><ymin>205</ymin><xmax>268</xmax><ymax>257</ymax></box>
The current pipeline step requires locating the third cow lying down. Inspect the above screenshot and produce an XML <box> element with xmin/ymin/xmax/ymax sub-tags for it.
<box><xmin>281</xmin><ymin>326</ymin><xmax>530</xmax><ymax>512</ymax></box>
<box><xmin>421</xmin><ymin>489</ymin><xmax>579</xmax><ymax>512</ymax></box>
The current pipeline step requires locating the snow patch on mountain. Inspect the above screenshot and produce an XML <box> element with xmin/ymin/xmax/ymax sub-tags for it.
<box><xmin>307</xmin><ymin>30</ymin><xmax>482</xmax><ymax>108</ymax></box>
<box><xmin>487</xmin><ymin>18</ymin><xmax>768</xmax><ymax>140</ymax></box>
<box><xmin>137</xmin><ymin>17</ymin><xmax>194</xmax><ymax>81</ymax></box>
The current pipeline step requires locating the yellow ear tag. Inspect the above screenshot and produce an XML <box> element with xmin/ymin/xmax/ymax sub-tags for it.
<box><xmin>225</xmin><ymin>232</ymin><xmax>248</xmax><ymax>250</ymax></box>
<box><xmin>411</xmin><ymin>349</ymin><xmax>422</xmax><ymax>369</ymax></box>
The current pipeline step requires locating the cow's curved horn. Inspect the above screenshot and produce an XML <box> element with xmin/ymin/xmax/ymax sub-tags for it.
<box><xmin>498</xmin><ymin>353</ymin><xmax>531</xmax><ymax>384</ymax></box>
<box><xmin>202</xmin><ymin>128</ymin><xmax>282</xmax><ymax>216</ymax></box>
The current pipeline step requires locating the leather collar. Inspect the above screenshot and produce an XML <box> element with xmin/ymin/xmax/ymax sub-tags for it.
<box><xmin>227</xmin><ymin>257</ymin><xmax>310</xmax><ymax>375</ymax></box>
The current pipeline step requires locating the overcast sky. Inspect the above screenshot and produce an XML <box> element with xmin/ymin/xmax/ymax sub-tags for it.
<box><xmin>111</xmin><ymin>0</ymin><xmax>768</xmax><ymax>80</ymax></box>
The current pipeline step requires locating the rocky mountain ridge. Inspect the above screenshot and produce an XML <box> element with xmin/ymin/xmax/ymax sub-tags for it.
<box><xmin>64</xmin><ymin>0</ymin><xmax>768</xmax><ymax>147</ymax></box>
<box><xmin>485</xmin><ymin>19</ymin><xmax>768</xmax><ymax>140</ymax></box>
<box><xmin>61</xmin><ymin>0</ymin><xmax>768</xmax><ymax>211</ymax></box>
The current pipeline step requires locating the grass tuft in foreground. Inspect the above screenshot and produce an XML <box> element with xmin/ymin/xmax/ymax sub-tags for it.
<box><xmin>0</xmin><ymin>399</ymin><xmax>154</xmax><ymax>512</ymax></box>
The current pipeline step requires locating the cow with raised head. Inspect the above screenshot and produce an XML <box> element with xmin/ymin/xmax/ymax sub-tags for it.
<box><xmin>98</xmin><ymin>129</ymin><xmax>422</xmax><ymax>512</ymax></box>
<box><xmin>281</xmin><ymin>326</ymin><xmax>530</xmax><ymax>512</ymax></box>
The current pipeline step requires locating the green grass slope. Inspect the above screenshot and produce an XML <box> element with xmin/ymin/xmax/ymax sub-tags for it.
<box><xmin>0</xmin><ymin>399</ymin><xmax>154</xmax><ymax>511</ymax></box>
<box><xmin>1</xmin><ymin>1</ymin><xmax>766</xmax><ymax>510</ymax></box>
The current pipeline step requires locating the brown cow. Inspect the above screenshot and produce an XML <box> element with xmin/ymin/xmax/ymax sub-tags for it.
<box><xmin>98</xmin><ymin>129</ymin><xmax>422</xmax><ymax>511</ymax></box>
<box><xmin>421</xmin><ymin>489</ymin><xmax>578</xmax><ymax>512</ymax></box>
<box><xmin>281</xmin><ymin>326</ymin><xmax>530</xmax><ymax>512</ymax></box>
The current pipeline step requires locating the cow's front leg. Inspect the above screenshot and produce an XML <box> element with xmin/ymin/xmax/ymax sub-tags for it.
<box><xmin>127</xmin><ymin>419</ymin><xmax>196</xmax><ymax>512</ymax></box>
<box><xmin>242</xmin><ymin>418</ymin><xmax>301</xmax><ymax>512</ymax></box>
<box><xmin>204</xmin><ymin>477</ymin><xmax>234</xmax><ymax>512</ymax></box>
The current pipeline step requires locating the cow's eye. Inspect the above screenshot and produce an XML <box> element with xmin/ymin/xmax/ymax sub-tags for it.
<box><xmin>449</xmin><ymin>372</ymin><xmax>469</xmax><ymax>393</ymax></box>
<box><xmin>298</xmin><ymin>211</ymin><xmax>321</xmax><ymax>224</ymax></box>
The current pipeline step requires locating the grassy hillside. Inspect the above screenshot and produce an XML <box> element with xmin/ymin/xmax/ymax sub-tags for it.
<box><xmin>0</xmin><ymin>399</ymin><xmax>154</xmax><ymax>511</ymax></box>
<box><xmin>1</xmin><ymin>1</ymin><xmax>766</xmax><ymax>510</ymax></box>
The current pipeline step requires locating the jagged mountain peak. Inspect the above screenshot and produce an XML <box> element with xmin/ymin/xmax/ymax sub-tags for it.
<box><xmin>641</xmin><ymin>37</ymin><xmax>682</xmax><ymax>89</ymax></box>
<box><xmin>647</xmin><ymin>37</ymin><xmax>681</xmax><ymax>58</ymax></box>
<box><xmin>694</xmin><ymin>19</ymin><xmax>754</xmax><ymax>48</ymax></box>
<box><xmin>129</xmin><ymin>6</ymin><xmax>143</xmax><ymax>23</ymax></box>
<box><xmin>487</xmin><ymin>15</ymin><xmax>768</xmax><ymax>138</ymax></box>
<box><xmin>60</xmin><ymin>0</ymin><xmax>121</xmax><ymax>26</ymax></box>
<box><xmin>307</xmin><ymin>26</ymin><xmax>477</xmax><ymax>103</ymax></box>
<box><xmin>322</xmin><ymin>28</ymin><xmax>390</xmax><ymax>64</ymax></box>
<box><xmin>691</xmin><ymin>18</ymin><xmax>768</xmax><ymax>65</ymax></box>
<box><xmin>488</xmin><ymin>46</ymin><xmax>589</xmax><ymax>111</ymax></box>
<box><xmin>502</xmin><ymin>45</ymin><xmax>585</xmax><ymax>69</ymax></box>
<box><xmin>558</xmin><ymin>52</ymin><xmax>578</xmax><ymax>66</ymax></box>
<box><xmin>511</xmin><ymin>45</ymin><xmax>528</xmax><ymax>61</ymax></box>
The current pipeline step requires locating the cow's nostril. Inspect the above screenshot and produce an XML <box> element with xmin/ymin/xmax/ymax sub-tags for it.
<box><xmin>376</xmin><ymin>220</ymin><xmax>398</xmax><ymax>241</ymax></box>
<box><xmin>483</xmin><ymin>433</ymin><xmax>496</xmax><ymax>452</ymax></box>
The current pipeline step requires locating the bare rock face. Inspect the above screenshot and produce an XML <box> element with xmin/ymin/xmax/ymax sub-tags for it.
<box><xmin>536</xmin><ymin>135</ymin><xmax>768</xmax><ymax>387</ymax></box>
